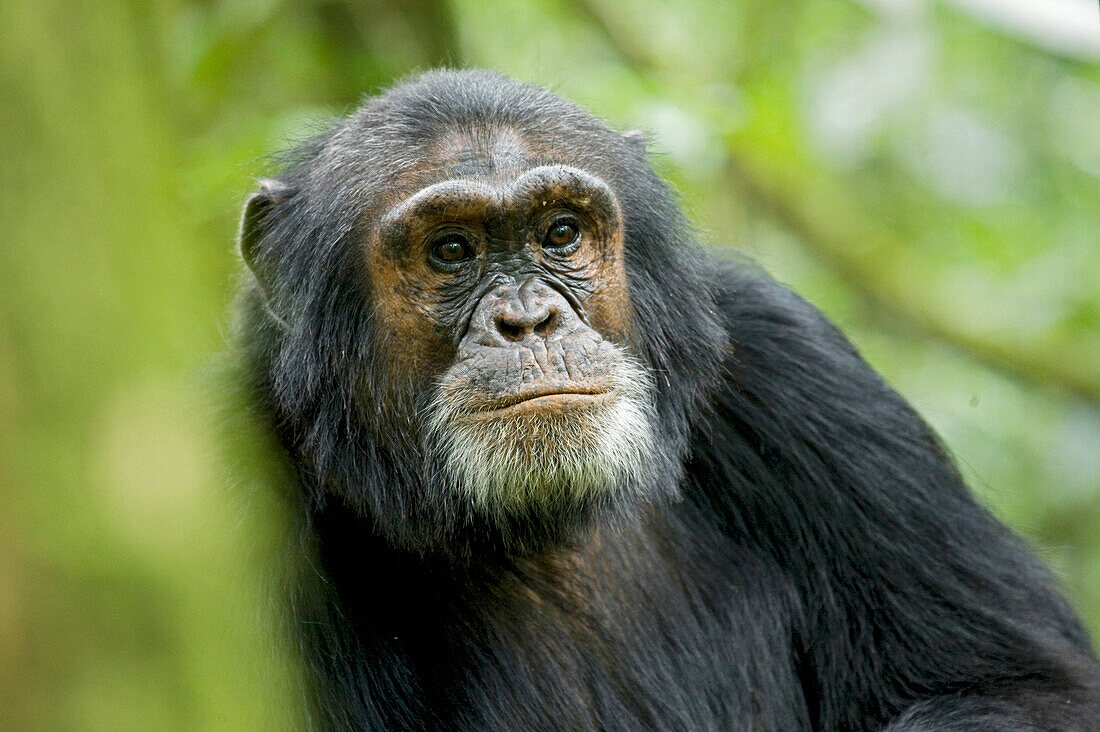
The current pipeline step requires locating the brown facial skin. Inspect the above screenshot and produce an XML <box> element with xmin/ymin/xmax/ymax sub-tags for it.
<box><xmin>365</xmin><ymin>130</ymin><xmax>634</xmax><ymax>425</ymax></box>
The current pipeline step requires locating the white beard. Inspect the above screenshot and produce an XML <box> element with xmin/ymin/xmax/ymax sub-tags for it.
<box><xmin>425</xmin><ymin>351</ymin><xmax>657</xmax><ymax>514</ymax></box>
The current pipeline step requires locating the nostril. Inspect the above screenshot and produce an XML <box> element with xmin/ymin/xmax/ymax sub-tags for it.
<box><xmin>496</xmin><ymin>318</ymin><xmax>525</xmax><ymax>342</ymax></box>
<box><xmin>533</xmin><ymin>310</ymin><xmax>558</xmax><ymax>337</ymax></box>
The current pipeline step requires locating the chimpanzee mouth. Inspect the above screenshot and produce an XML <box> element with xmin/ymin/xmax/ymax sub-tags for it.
<box><xmin>426</xmin><ymin>349</ymin><xmax>657</xmax><ymax>508</ymax></box>
<box><xmin>472</xmin><ymin>389</ymin><xmax>614</xmax><ymax>418</ymax></box>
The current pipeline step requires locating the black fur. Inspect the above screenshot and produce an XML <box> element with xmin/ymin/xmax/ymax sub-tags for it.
<box><xmin>237</xmin><ymin>70</ymin><xmax>1100</xmax><ymax>730</ymax></box>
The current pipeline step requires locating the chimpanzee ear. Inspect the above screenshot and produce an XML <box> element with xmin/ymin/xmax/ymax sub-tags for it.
<box><xmin>239</xmin><ymin>178</ymin><xmax>296</xmax><ymax>286</ymax></box>
<box><xmin>622</xmin><ymin>129</ymin><xmax>647</xmax><ymax>155</ymax></box>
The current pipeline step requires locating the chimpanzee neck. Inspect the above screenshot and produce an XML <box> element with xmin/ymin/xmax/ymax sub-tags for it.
<box><xmin>303</xmin><ymin>495</ymin><xmax>806</xmax><ymax>729</ymax></box>
<box><xmin>310</xmin><ymin>496</ymin><xmax>664</xmax><ymax>610</ymax></box>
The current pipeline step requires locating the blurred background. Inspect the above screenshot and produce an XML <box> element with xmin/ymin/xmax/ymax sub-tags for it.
<box><xmin>1</xmin><ymin>0</ymin><xmax>1098</xmax><ymax>728</ymax></box>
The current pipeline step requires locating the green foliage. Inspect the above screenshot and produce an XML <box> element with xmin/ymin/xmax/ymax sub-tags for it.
<box><xmin>1</xmin><ymin>0</ymin><xmax>1097</xmax><ymax>727</ymax></box>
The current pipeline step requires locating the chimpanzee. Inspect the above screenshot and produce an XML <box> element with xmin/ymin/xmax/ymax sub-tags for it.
<box><xmin>236</xmin><ymin>70</ymin><xmax>1100</xmax><ymax>730</ymax></box>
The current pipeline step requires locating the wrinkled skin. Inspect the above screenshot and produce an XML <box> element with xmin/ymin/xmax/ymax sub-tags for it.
<box><xmin>370</xmin><ymin>163</ymin><xmax>632</xmax><ymax>416</ymax></box>
<box><xmin>360</xmin><ymin>139</ymin><xmax>658</xmax><ymax>512</ymax></box>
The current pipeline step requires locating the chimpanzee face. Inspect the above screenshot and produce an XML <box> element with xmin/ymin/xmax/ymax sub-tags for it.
<box><xmin>364</xmin><ymin>128</ymin><xmax>656</xmax><ymax>513</ymax></box>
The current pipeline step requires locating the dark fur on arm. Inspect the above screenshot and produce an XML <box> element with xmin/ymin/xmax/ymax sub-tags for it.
<box><xmin>691</xmin><ymin>263</ymin><xmax>1100</xmax><ymax>729</ymax></box>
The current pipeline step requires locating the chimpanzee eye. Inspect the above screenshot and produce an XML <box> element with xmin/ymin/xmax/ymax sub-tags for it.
<box><xmin>543</xmin><ymin>218</ymin><xmax>580</xmax><ymax>249</ymax></box>
<box><xmin>430</xmin><ymin>233</ymin><xmax>474</xmax><ymax>265</ymax></box>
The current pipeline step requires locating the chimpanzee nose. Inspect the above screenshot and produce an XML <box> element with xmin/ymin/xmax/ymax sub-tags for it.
<box><xmin>494</xmin><ymin>301</ymin><xmax>559</xmax><ymax>342</ymax></box>
<box><xmin>466</xmin><ymin>280</ymin><xmax>577</xmax><ymax>348</ymax></box>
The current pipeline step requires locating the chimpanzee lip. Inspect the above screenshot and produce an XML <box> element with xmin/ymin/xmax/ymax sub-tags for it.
<box><xmin>472</xmin><ymin>388</ymin><xmax>613</xmax><ymax>417</ymax></box>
